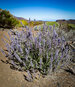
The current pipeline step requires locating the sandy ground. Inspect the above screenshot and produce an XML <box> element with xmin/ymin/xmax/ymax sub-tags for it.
<box><xmin>0</xmin><ymin>29</ymin><xmax>75</xmax><ymax>87</ymax></box>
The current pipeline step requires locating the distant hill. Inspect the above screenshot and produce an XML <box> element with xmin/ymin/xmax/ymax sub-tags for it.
<box><xmin>14</xmin><ymin>16</ymin><xmax>28</xmax><ymax>21</ymax></box>
<box><xmin>67</xmin><ymin>19</ymin><xmax>75</xmax><ymax>24</ymax></box>
<box><xmin>56</xmin><ymin>19</ymin><xmax>75</xmax><ymax>24</ymax></box>
<box><xmin>14</xmin><ymin>16</ymin><xmax>44</xmax><ymax>27</ymax></box>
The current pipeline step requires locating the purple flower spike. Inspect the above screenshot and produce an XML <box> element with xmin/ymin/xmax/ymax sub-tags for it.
<box><xmin>53</xmin><ymin>29</ymin><xmax>58</xmax><ymax>38</ymax></box>
<box><xmin>46</xmin><ymin>53</ymin><xmax>48</xmax><ymax>60</ymax></box>
<box><xmin>49</xmin><ymin>40</ymin><xmax>51</xmax><ymax>49</ymax></box>
<box><xmin>39</xmin><ymin>42</ymin><xmax>41</xmax><ymax>48</ymax></box>
<box><xmin>62</xmin><ymin>36</ymin><xmax>65</xmax><ymax>42</ymax></box>
<box><xmin>35</xmin><ymin>37</ymin><xmax>37</xmax><ymax>43</ymax></box>
<box><xmin>27</xmin><ymin>70</ymin><xmax>32</xmax><ymax>78</ymax></box>
<box><xmin>5</xmin><ymin>43</ymin><xmax>11</xmax><ymax>52</ymax></box>
<box><xmin>43</xmin><ymin>39</ymin><xmax>45</xmax><ymax>46</ymax></box>
<box><xmin>23</xmin><ymin>62</ymin><xmax>26</xmax><ymax>67</ymax></box>
<box><xmin>30</xmin><ymin>60</ymin><xmax>33</xmax><ymax>67</ymax></box>
<box><xmin>4</xmin><ymin>35</ymin><xmax>9</xmax><ymax>41</ymax></box>
<box><xmin>50</xmin><ymin>53</ymin><xmax>53</xmax><ymax>70</ymax></box>
<box><xmin>8</xmin><ymin>31</ymin><xmax>11</xmax><ymax>37</ymax></box>
<box><xmin>49</xmin><ymin>25</ymin><xmax>52</xmax><ymax>31</ymax></box>
<box><xmin>61</xmin><ymin>43</ymin><xmax>64</xmax><ymax>51</ymax></box>
<box><xmin>11</xmin><ymin>60</ymin><xmax>17</xmax><ymax>67</ymax></box>
<box><xmin>1</xmin><ymin>38</ymin><xmax>7</xmax><ymax>44</ymax></box>
<box><xmin>25</xmin><ymin>48</ymin><xmax>29</xmax><ymax>55</ymax></box>
<box><xmin>36</xmin><ymin>63</ymin><xmax>37</xmax><ymax>68</ymax></box>
<box><xmin>0</xmin><ymin>48</ymin><xmax>6</xmax><ymax>56</ymax></box>
<box><xmin>40</xmin><ymin>58</ymin><xmax>42</xmax><ymax>68</ymax></box>
<box><xmin>20</xmin><ymin>22</ymin><xmax>24</xmax><ymax>27</ymax></box>
<box><xmin>17</xmin><ymin>44</ymin><xmax>23</xmax><ymax>53</ymax></box>
<box><xmin>39</xmin><ymin>48</ymin><xmax>42</xmax><ymax>55</ymax></box>
<box><xmin>34</xmin><ymin>26</ymin><xmax>37</xmax><ymax>30</ymax></box>
<box><xmin>55</xmin><ymin>49</ymin><xmax>59</xmax><ymax>59</ymax></box>
<box><xmin>53</xmin><ymin>24</ymin><xmax>55</xmax><ymax>28</ymax></box>
<box><xmin>58</xmin><ymin>37</ymin><xmax>61</xmax><ymax>43</ymax></box>
<box><xmin>14</xmin><ymin>52</ymin><xmax>22</xmax><ymax>63</ymax></box>
<box><xmin>56</xmin><ymin>49</ymin><xmax>59</xmax><ymax>56</ymax></box>
<box><xmin>25</xmin><ymin>55</ymin><xmax>28</xmax><ymax>61</ymax></box>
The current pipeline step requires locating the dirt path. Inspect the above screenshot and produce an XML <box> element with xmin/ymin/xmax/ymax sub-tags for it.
<box><xmin>0</xmin><ymin>29</ymin><xmax>75</xmax><ymax>87</ymax></box>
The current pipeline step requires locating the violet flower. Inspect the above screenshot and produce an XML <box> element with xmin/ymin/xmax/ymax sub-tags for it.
<box><xmin>14</xmin><ymin>52</ymin><xmax>22</xmax><ymax>63</ymax></box>
<box><xmin>30</xmin><ymin>60</ymin><xmax>34</xmax><ymax>67</ymax></box>
<box><xmin>0</xmin><ymin>48</ymin><xmax>6</xmax><ymax>56</ymax></box>
<box><xmin>40</xmin><ymin>58</ymin><xmax>42</xmax><ymax>68</ymax></box>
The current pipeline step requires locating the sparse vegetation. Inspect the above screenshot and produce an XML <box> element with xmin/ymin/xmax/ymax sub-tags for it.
<box><xmin>46</xmin><ymin>21</ymin><xmax>58</xmax><ymax>27</ymax></box>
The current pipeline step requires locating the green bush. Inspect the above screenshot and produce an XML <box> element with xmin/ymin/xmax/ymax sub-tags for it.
<box><xmin>0</xmin><ymin>8</ymin><xmax>19</xmax><ymax>28</ymax></box>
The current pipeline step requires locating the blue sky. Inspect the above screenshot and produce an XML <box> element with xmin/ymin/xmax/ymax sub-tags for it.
<box><xmin>0</xmin><ymin>0</ymin><xmax>75</xmax><ymax>20</ymax></box>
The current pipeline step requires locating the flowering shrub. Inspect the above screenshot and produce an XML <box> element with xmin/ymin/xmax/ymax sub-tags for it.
<box><xmin>1</xmin><ymin>23</ymin><xmax>70</xmax><ymax>77</ymax></box>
